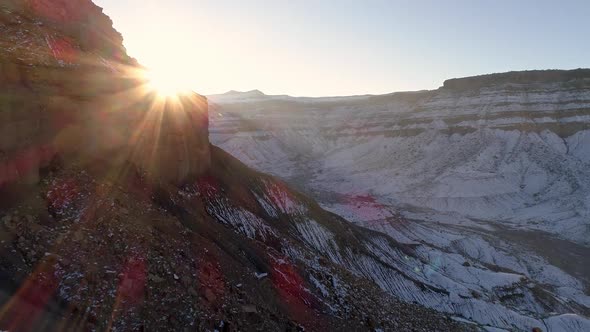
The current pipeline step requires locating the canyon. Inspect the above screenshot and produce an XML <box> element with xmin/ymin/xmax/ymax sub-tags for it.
<box><xmin>209</xmin><ymin>70</ymin><xmax>590</xmax><ymax>331</ymax></box>
<box><xmin>0</xmin><ymin>0</ymin><xmax>588</xmax><ymax>330</ymax></box>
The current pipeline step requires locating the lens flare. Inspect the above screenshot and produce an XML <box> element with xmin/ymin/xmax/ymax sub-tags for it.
<box><xmin>143</xmin><ymin>67</ymin><xmax>192</xmax><ymax>97</ymax></box>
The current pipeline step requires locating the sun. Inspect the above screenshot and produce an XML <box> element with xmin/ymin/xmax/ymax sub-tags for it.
<box><xmin>143</xmin><ymin>66</ymin><xmax>193</xmax><ymax>98</ymax></box>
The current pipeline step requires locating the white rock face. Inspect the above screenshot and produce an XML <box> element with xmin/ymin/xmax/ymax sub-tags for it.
<box><xmin>208</xmin><ymin>71</ymin><xmax>590</xmax><ymax>331</ymax></box>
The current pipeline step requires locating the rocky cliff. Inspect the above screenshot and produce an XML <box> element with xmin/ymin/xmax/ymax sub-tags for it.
<box><xmin>443</xmin><ymin>69</ymin><xmax>590</xmax><ymax>91</ymax></box>
<box><xmin>0</xmin><ymin>0</ymin><xmax>210</xmax><ymax>187</ymax></box>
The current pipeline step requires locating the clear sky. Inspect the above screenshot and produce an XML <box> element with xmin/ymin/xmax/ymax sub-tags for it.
<box><xmin>94</xmin><ymin>0</ymin><xmax>589</xmax><ymax>97</ymax></box>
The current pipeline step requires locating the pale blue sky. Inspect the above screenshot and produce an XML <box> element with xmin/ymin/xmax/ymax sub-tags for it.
<box><xmin>95</xmin><ymin>0</ymin><xmax>589</xmax><ymax>96</ymax></box>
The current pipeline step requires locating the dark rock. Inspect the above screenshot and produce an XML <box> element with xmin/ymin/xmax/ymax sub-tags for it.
<box><xmin>443</xmin><ymin>69</ymin><xmax>590</xmax><ymax>91</ymax></box>
<box><xmin>204</xmin><ymin>288</ymin><xmax>216</xmax><ymax>303</ymax></box>
<box><xmin>242</xmin><ymin>305</ymin><xmax>257</xmax><ymax>313</ymax></box>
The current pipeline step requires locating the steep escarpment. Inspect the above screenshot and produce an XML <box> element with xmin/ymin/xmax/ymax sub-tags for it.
<box><xmin>5</xmin><ymin>0</ymin><xmax>128</xmax><ymax>59</ymax></box>
<box><xmin>443</xmin><ymin>69</ymin><xmax>590</xmax><ymax>90</ymax></box>
<box><xmin>0</xmin><ymin>0</ymin><xmax>210</xmax><ymax>186</ymax></box>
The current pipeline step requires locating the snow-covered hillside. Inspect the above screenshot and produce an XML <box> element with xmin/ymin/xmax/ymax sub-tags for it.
<box><xmin>209</xmin><ymin>70</ymin><xmax>590</xmax><ymax>331</ymax></box>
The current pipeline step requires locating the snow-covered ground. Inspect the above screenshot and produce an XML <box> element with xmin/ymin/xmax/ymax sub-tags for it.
<box><xmin>208</xmin><ymin>76</ymin><xmax>590</xmax><ymax>331</ymax></box>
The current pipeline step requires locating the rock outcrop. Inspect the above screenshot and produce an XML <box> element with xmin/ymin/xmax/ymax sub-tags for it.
<box><xmin>6</xmin><ymin>0</ymin><xmax>127</xmax><ymax>60</ymax></box>
<box><xmin>130</xmin><ymin>93</ymin><xmax>211</xmax><ymax>184</ymax></box>
<box><xmin>0</xmin><ymin>0</ymin><xmax>210</xmax><ymax>186</ymax></box>
<box><xmin>443</xmin><ymin>69</ymin><xmax>590</xmax><ymax>91</ymax></box>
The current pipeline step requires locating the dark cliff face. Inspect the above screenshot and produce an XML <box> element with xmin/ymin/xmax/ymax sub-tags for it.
<box><xmin>442</xmin><ymin>68</ymin><xmax>590</xmax><ymax>91</ymax></box>
<box><xmin>0</xmin><ymin>0</ymin><xmax>210</xmax><ymax>187</ymax></box>
<box><xmin>4</xmin><ymin>0</ymin><xmax>128</xmax><ymax>61</ymax></box>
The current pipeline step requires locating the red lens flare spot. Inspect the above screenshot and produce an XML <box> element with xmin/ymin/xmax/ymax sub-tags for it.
<box><xmin>196</xmin><ymin>175</ymin><xmax>220</xmax><ymax>198</ymax></box>
<box><xmin>197</xmin><ymin>253</ymin><xmax>225</xmax><ymax>306</ymax></box>
<box><xmin>269</xmin><ymin>256</ymin><xmax>321</xmax><ymax>328</ymax></box>
<box><xmin>46</xmin><ymin>37</ymin><xmax>78</xmax><ymax>63</ymax></box>
<box><xmin>340</xmin><ymin>193</ymin><xmax>394</xmax><ymax>224</ymax></box>
<box><xmin>0</xmin><ymin>264</ymin><xmax>59</xmax><ymax>331</ymax></box>
<box><xmin>0</xmin><ymin>145</ymin><xmax>56</xmax><ymax>187</ymax></box>
<box><xmin>272</xmin><ymin>259</ymin><xmax>307</xmax><ymax>301</ymax></box>
<box><xmin>27</xmin><ymin>0</ymin><xmax>90</xmax><ymax>22</ymax></box>
<box><xmin>117</xmin><ymin>256</ymin><xmax>147</xmax><ymax>306</ymax></box>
